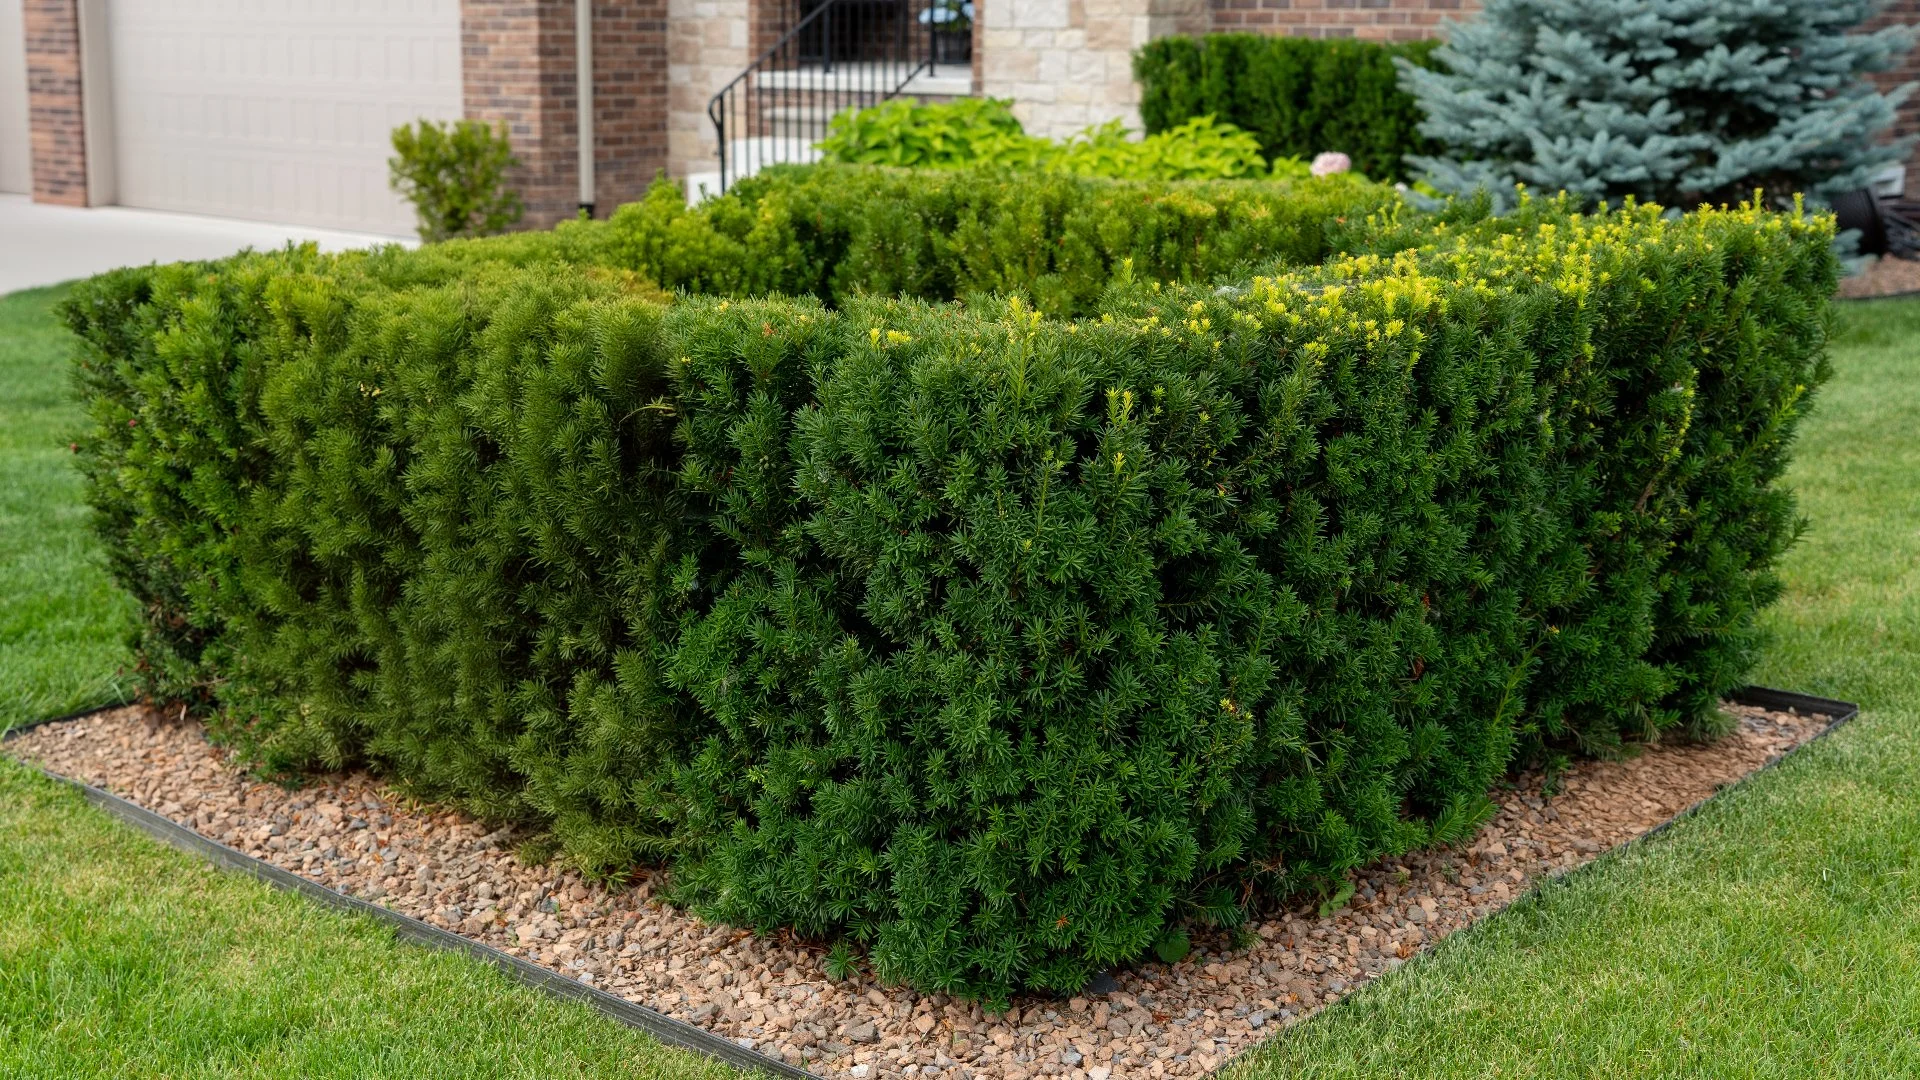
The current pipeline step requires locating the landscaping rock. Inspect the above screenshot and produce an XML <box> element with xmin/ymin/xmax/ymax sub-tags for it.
<box><xmin>8</xmin><ymin>700</ymin><xmax>1825</xmax><ymax>1080</ymax></box>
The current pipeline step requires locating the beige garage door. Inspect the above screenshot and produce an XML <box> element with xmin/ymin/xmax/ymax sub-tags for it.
<box><xmin>105</xmin><ymin>0</ymin><xmax>464</xmax><ymax>235</ymax></box>
<box><xmin>0</xmin><ymin>0</ymin><xmax>28</xmax><ymax>194</ymax></box>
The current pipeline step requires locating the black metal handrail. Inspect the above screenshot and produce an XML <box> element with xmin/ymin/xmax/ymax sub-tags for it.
<box><xmin>705</xmin><ymin>0</ymin><xmax>968</xmax><ymax>193</ymax></box>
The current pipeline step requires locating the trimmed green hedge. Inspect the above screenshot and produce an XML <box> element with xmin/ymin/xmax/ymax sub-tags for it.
<box><xmin>1134</xmin><ymin>34</ymin><xmax>1441</xmax><ymax>182</ymax></box>
<box><xmin>66</xmin><ymin>179</ymin><xmax>1835</xmax><ymax>1001</ymax></box>
<box><xmin>605</xmin><ymin>164</ymin><xmax>1397</xmax><ymax>316</ymax></box>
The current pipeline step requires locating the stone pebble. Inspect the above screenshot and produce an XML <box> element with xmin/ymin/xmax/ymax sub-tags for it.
<box><xmin>9</xmin><ymin>701</ymin><xmax>1825</xmax><ymax>1080</ymax></box>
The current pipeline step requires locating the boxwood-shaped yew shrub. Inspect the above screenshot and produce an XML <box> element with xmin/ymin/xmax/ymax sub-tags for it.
<box><xmin>65</xmin><ymin>172</ymin><xmax>1834</xmax><ymax>1001</ymax></box>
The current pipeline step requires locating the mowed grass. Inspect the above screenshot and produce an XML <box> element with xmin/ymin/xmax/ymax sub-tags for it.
<box><xmin>0</xmin><ymin>285</ymin><xmax>133</xmax><ymax>730</ymax></box>
<box><xmin>0</xmin><ymin>761</ymin><xmax>737</xmax><ymax>1080</ymax></box>
<box><xmin>0</xmin><ymin>285</ymin><xmax>732</xmax><ymax>1078</ymax></box>
<box><xmin>1235</xmin><ymin>297</ymin><xmax>1920</xmax><ymax>1077</ymax></box>
<box><xmin>3</xmin><ymin>285</ymin><xmax>1918</xmax><ymax>1076</ymax></box>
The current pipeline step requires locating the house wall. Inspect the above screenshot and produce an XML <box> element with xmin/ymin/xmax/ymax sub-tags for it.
<box><xmin>23</xmin><ymin>0</ymin><xmax>87</xmax><ymax>205</ymax></box>
<box><xmin>976</xmin><ymin>0</ymin><xmax>1206</xmax><ymax>141</ymax></box>
<box><xmin>462</xmin><ymin>0</ymin><xmax>670</xmax><ymax>229</ymax></box>
<box><xmin>667</xmin><ymin>0</ymin><xmax>751</xmax><ymax>189</ymax></box>
<box><xmin>1209</xmin><ymin>0</ymin><xmax>1473</xmax><ymax>39</ymax></box>
<box><xmin>1866</xmin><ymin>0</ymin><xmax>1920</xmax><ymax>194</ymax></box>
<box><xmin>0</xmin><ymin>0</ymin><xmax>29</xmax><ymax>194</ymax></box>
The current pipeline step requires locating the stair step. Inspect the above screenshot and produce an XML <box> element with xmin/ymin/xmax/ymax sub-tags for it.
<box><xmin>751</xmin><ymin>62</ymin><xmax>971</xmax><ymax>98</ymax></box>
<box><xmin>687</xmin><ymin>138</ymin><xmax>825</xmax><ymax>204</ymax></box>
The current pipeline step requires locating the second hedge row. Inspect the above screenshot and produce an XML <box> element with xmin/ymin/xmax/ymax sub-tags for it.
<box><xmin>66</xmin><ymin>177</ymin><xmax>1834</xmax><ymax>1000</ymax></box>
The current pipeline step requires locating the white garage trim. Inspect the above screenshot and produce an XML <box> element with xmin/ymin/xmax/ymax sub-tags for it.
<box><xmin>78</xmin><ymin>0</ymin><xmax>115</xmax><ymax>206</ymax></box>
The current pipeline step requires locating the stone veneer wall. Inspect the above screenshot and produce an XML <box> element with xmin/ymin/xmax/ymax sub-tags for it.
<box><xmin>23</xmin><ymin>0</ymin><xmax>87</xmax><ymax>205</ymax></box>
<box><xmin>667</xmin><ymin>0</ymin><xmax>752</xmax><ymax>187</ymax></box>
<box><xmin>976</xmin><ymin>0</ymin><xmax>1206</xmax><ymax>141</ymax></box>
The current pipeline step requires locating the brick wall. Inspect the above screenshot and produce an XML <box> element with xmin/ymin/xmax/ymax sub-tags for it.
<box><xmin>24</xmin><ymin>0</ymin><xmax>87</xmax><ymax>206</ymax></box>
<box><xmin>462</xmin><ymin>0</ymin><xmax>669</xmax><ymax>229</ymax></box>
<box><xmin>1866</xmin><ymin>0</ymin><xmax>1920</xmax><ymax>194</ymax></box>
<box><xmin>592</xmin><ymin>1</ymin><xmax>672</xmax><ymax>209</ymax></box>
<box><xmin>1209</xmin><ymin>0</ymin><xmax>1472</xmax><ymax>39</ymax></box>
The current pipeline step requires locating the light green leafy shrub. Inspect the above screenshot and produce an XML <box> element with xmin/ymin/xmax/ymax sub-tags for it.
<box><xmin>389</xmin><ymin>119</ymin><xmax>526</xmax><ymax>243</ymax></box>
<box><xmin>816</xmin><ymin>98</ymin><xmax>1275</xmax><ymax>180</ymax></box>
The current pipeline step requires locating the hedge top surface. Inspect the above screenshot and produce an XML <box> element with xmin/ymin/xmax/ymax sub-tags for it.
<box><xmin>601</xmin><ymin>163</ymin><xmax>1399</xmax><ymax>316</ymax></box>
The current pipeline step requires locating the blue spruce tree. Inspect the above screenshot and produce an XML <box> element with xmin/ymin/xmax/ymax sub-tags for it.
<box><xmin>1400</xmin><ymin>0</ymin><xmax>1917</xmax><ymax>209</ymax></box>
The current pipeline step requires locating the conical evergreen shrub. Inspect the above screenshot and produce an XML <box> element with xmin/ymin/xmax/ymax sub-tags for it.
<box><xmin>1400</xmin><ymin>0</ymin><xmax>1916</xmax><ymax>207</ymax></box>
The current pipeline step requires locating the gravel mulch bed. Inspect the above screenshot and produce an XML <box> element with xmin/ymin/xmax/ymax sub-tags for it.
<box><xmin>10</xmin><ymin>701</ymin><xmax>1827</xmax><ymax>1080</ymax></box>
<box><xmin>1837</xmin><ymin>254</ymin><xmax>1920</xmax><ymax>299</ymax></box>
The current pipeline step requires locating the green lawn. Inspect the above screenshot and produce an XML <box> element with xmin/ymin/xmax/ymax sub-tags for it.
<box><xmin>1237</xmin><ymin>297</ymin><xmax>1920</xmax><ymax>1077</ymax></box>
<box><xmin>0</xmin><ymin>286</ymin><xmax>133</xmax><ymax>730</ymax></box>
<box><xmin>2</xmin><ymin>283</ymin><xmax>1918</xmax><ymax>1075</ymax></box>
<box><xmin>0</xmin><ymin>762</ymin><xmax>735</xmax><ymax>1079</ymax></box>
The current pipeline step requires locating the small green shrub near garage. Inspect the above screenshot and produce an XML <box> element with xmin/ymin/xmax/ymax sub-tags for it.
<box><xmin>63</xmin><ymin>164</ymin><xmax>1836</xmax><ymax>1001</ymax></box>
<box><xmin>389</xmin><ymin>119</ymin><xmax>527</xmax><ymax>243</ymax></box>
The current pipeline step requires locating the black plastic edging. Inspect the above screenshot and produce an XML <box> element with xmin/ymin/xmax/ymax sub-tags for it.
<box><xmin>1725</xmin><ymin>684</ymin><xmax>1860</xmax><ymax>724</ymax></box>
<box><xmin>4</xmin><ymin>718</ymin><xmax>806</xmax><ymax>1080</ymax></box>
<box><xmin>1620</xmin><ymin>685</ymin><xmax>1858</xmax><ymax>851</ymax></box>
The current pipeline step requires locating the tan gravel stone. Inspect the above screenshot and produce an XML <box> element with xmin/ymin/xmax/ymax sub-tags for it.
<box><xmin>9</xmin><ymin>700</ymin><xmax>1826</xmax><ymax>1078</ymax></box>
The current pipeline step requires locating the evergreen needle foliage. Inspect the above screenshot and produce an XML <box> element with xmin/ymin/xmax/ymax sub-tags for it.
<box><xmin>65</xmin><ymin>169</ymin><xmax>1835</xmax><ymax>1001</ymax></box>
<box><xmin>1400</xmin><ymin>0</ymin><xmax>1918</xmax><ymax>209</ymax></box>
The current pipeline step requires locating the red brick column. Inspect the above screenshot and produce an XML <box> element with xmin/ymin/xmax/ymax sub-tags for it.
<box><xmin>461</xmin><ymin>0</ymin><xmax>669</xmax><ymax>229</ymax></box>
<box><xmin>1866</xmin><ymin>0</ymin><xmax>1920</xmax><ymax>192</ymax></box>
<box><xmin>24</xmin><ymin>0</ymin><xmax>88</xmax><ymax>206</ymax></box>
<box><xmin>592</xmin><ymin>0</ymin><xmax>671</xmax><ymax>209</ymax></box>
<box><xmin>1209</xmin><ymin>0</ymin><xmax>1474</xmax><ymax>40</ymax></box>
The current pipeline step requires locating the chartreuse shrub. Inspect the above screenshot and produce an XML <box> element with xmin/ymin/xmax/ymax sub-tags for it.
<box><xmin>1346</xmin><ymin>194</ymin><xmax>1837</xmax><ymax>755</ymax></box>
<box><xmin>389</xmin><ymin>119</ymin><xmax>526</xmax><ymax>243</ymax></box>
<box><xmin>817</xmin><ymin>97</ymin><xmax>1277</xmax><ymax>180</ymax></box>
<box><xmin>66</xmin><ymin>187</ymin><xmax>1834</xmax><ymax>1002</ymax></box>
<box><xmin>1134</xmin><ymin>34</ymin><xmax>1442</xmax><ymax>183</ymax></box>
<box><xmin>604</xmin><ymin>163</ymin><xmax>1396</xmax><ymax>316</ymax></box>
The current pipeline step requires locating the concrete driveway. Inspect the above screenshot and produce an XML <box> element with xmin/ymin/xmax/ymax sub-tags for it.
<box><xmin>1</xmin><ymin>195</ymin><xmax>413</xmax><ymax>296</ymax></box>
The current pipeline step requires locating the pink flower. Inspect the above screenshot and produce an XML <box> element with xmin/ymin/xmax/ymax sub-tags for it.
<box><xmin>1310</xmin><ymin>152</ymin><xmax>1352</xmax><ymax>177</ymax></box>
